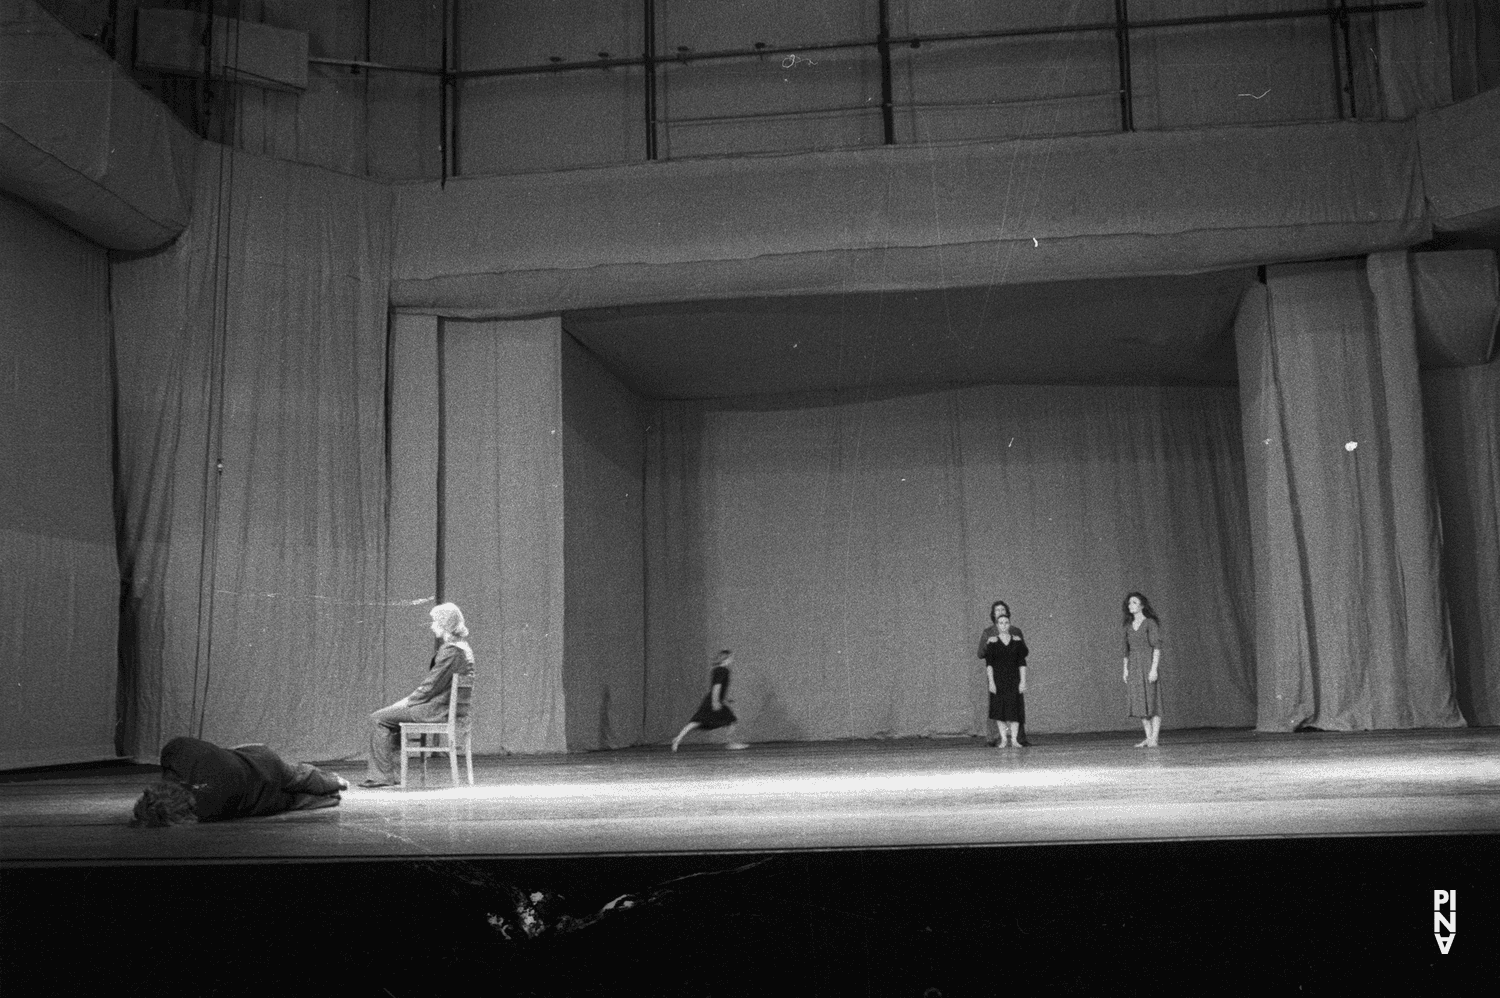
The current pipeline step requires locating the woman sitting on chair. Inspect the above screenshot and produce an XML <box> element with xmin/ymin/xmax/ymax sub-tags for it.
<box><xmin>362</xmin><ymin>602</ymin><xmax>476</xmax><ymax>787</ymax></box>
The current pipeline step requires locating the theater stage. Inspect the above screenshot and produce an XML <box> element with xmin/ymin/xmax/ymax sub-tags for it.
<box><xmin>3</xmin><ymin>727</ymin><xmax>1497</xmax><ymax>865</ymax></box>
<box><xmin>2</xmin><ymin>729</ymin><xmax>1496</xmax><ymax>995</ymax></box>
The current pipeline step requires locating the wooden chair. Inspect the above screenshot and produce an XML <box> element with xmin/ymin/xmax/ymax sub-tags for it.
<box><xmin>399</xmin><ymin>673</ymin><xmax>475</xmax><ymax>787</ymax></box>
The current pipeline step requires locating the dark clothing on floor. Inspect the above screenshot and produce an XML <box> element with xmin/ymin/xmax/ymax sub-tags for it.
<box><xmin>160</xmin><ymin>737</ymin><xmax>343</xmax><ymax>821</ymax></box>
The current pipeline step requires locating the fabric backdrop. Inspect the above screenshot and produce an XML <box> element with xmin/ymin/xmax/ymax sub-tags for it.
<box><xmin>643</xmin><ymin>383</ymin><xmax>1256</xmax><ymax>743</ymax></box>
<box><xmin>1423</xmin><ymin>353</ymin><xmax>1500</xmax><ymax>725</ymax></box>
<box><xmin>0</xmin><ymin>192</ymin><xmax>119</xmax><ymax>768</ymax></box>
<box><xmin>111</xmin><ymin>148</ymin><xmax>394</xmax><ymax>762</ymax></box>
<box><xmin>436</xmin><ymin>318</ymin><xmax>568</xmax><ymax>755</ymax></box>
<box><xmin>1235</xmin><ymin>256</ymin><xmax>1464</xmax><ymax>731</ymax></box>
<box><xmin>561</xmin><ymin>333</ymin><xmax>648</xmax><ymax>751</ymax></box>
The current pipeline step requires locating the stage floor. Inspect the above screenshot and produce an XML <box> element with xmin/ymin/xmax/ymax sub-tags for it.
<box><xmin>4</xmin><ymin>727</ymin><xmax>1498</xmax><ymax>865</ymax></box>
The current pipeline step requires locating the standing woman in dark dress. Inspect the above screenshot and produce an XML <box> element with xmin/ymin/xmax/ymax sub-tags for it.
<box><xmin>978</xmin><ymin>601</ymin><xmax>1029</xmax><ymax>748</ymax></box>
<box><xmin>1122</xmin><ymin>592</ymin><xmax>1163</xmax><ymax>747</ymax></box>
<box><xmin>671</xmin><ymin>650</ymin><xmax>748</xmax><ymax>751</ymax></box>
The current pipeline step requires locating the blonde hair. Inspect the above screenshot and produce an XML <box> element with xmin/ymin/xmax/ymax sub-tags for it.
<box><xmin>430</xmin><ymin>602</ymin><xmax>469</xmax><ymax>639</ymax></box>
<box><xmin>130</xmin><ymin>781</ymin><xmax>199</xmax><ymax>827</ymax></box>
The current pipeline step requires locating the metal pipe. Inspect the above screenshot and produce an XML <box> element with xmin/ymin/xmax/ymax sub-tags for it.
<box><xmin>309</xmin><ymin>56</ymin><xmax>444</xmax><ymax>75</ymax></box>
<box><xmin>439</xmin><ymin>0</ymin><xmax>450</xmax><ymax>185</ymax></box>
<box><xmin>442</xmin><ymin>3</ymin><xmax>1422</xmax><ymax>82</ymax></box>
<box><xmin>878</xmin><ymin>0</ymin><xmax>895</xmax><ymax>144</ymax></box>
<box><xmin>1327</xmin><ymin>1</ymin><xmax>1346</xmax><ymax>118</ymax></box>
<box><xmin>1116</xmin><ymin>0</ymin><xmax>1134</xmax><ymax>132</ymax></box>
<box><xmin>667</xmin><ymin>88</ymin><xmax>1121</xmax><ymax>127</ymax></box>
<box><xmin>1338</xmin><ymin>0</ymin><xmax>1359</xmax><ymax>118</ymax></box>
<box><xmin>644</xmin><ymin>0</ymin><xmax>658</xmax><ymax>160</ymax></box>
<box><xmin>668</xmin><ymin>105</ymin><xmax>883</xmax><ymax>127</ymax></box>
<box><xmin>451</xmin><ymin>0</ymin><xmax>462</xmax><ymax>175</ymax></box>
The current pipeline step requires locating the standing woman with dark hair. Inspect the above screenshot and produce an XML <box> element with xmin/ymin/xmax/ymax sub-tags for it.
<box><xmin>978</xmin><ymin>601</ymin><xmax>1029</xmax><ymax>748</ymax></box>
<box><xmin>672</xmin><ymin>650</ymin><xmax>747</xmax><ymax>752</ymax></box>
<box><xmin>1122</xmin><ymin>592</ymin><xmax>1162</xmax><ymax>747</ymax></box>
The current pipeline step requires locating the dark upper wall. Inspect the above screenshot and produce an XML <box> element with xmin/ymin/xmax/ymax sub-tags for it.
<box><xmin>7</xmin><ymin>0</ymin><xmax>1500</xmax><ymax>297</ymax></box>
<box><xmin>26</xmin><ymin>0</ymin><xmax>1500</xmax><ymax>182</ymax></box>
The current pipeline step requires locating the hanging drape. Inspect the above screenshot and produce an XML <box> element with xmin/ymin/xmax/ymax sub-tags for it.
<box><xmin>1423</xmin><ymin>353</ymin><xmax>1500</xmax><ymax>724</ymax></box>
<box><xmin>642</xmin><ymin>383</ymin><xmax>1256</xmax><ymax>742</ymax></box>
<box><xmin>435</xmin><ymin>318</ymin><xmax>568</xmax><ymax>754</ymax></box>
<box><xmin>0</xmin><ymin>193</ymin><xmax>118</xmax><ymax>768</ymax></box>
<box><xmin>111</xmin><ymin>148</ymin><xmax>394</xmax><ymax>762</ymax></box>
<box><xmin>1234</xmin><ymin>255</ymin><xmax>1464</xmax><ymax>731</ymax></box>
<box><xmin>561</xmin><ymin>334</ymin><xmax>648</xmax><ymax>751</ymax></box>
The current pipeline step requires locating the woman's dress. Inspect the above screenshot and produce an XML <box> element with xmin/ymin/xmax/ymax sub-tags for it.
<box><xmin>1124</xmin><ymin>618</ymin><xmax>1162</xmax><ymax>718</ymax></box>
<box><xmin>981</xmin><ymin>630</ymin><xmax>1028</xmax><ymax>723</ymax></box>
<box><xmin>689</xmin><ymin>665</ymin><xmax>738</xmax><ymax>729</ymax></box>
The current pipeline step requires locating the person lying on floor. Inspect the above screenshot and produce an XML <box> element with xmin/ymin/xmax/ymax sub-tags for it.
<box><xmin>130</xmin><ymin>736</ymin><xmax>350</xmax><ymax>827</ymax></box>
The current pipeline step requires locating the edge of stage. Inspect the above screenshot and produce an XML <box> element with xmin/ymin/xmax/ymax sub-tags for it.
<box><xmin>3</xmin><ymin>729</ymin><xmax>1495</xmax><ymax>995</ymax></box>
<box><xmin>2</xmin><ymin>727</ymin><xmax>1498</xmax><ymax>865</ymax></box>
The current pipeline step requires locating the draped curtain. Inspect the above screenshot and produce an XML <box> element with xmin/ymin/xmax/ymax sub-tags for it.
<box><xmin>436</xmin><ymin>318</ymin><xmax>568</xmax><ymax>755</ymax></box>
<box><xmin>1234</xmin><ymin>256</ymin><xmax>1464</xmax><ymax>731</ymax></box>
<box><xmin>111</xmin><ymin>148</ymin><xmax>394</xmax><ymax>762</ymax></box>
<box><xmin>1423</xmin><ymin>354</ymin><xmax>1500</xmax><ymax>724</ymax></box>
<box><xmin>643</xmin><ymin>383</ymin><xmax>1256</xmax><ymax>742</ymax></box>
<box><xmin>0</xmin><ymin>193</ymin><xmax>118</xmax><ymax>768</ymax></box>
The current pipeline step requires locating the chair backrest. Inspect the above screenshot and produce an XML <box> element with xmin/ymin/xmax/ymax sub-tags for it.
<box><xmin>449</xmin><ymin>672</ymin><xmax>474</xmax><ymax>731</ymax></box>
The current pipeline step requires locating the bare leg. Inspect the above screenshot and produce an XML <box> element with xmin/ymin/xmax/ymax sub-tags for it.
<box><xmin>671</xmin><ymin>722</ymin><xmax>701</xmax><ymax>752</ymax></box>
<box><xmin>1148</xmin><ymin>716</ymin><xmax>1161</xmax><ymax>747</ymax></box>
<box><xmin>1135</xmin><ymin>719</ymin><xmax>1151</xmax><ymax>748</ymax></box>
<box><xmin>723</xmin><ymin>724</ymin><xmax>749</xmax><ymax>750</ymax></box>
<box><xmin>996</xmin><ymin>722</ymin><xmax>1009</xmax><ymax>748</ymax></box>
<box><xmin>1007</xmin><ymin>722</ymin><xmax>1021</xmax><ymax>746</ymax></box>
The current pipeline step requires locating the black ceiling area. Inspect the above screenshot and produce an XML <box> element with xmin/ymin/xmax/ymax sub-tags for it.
<box><xmin>563</xmin><ymin>267</ymin><xmax>1258</xmax><ymax>401</ymax></box>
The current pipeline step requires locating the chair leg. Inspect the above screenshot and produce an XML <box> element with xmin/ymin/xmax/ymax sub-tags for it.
<box><xmin>449</xmin><ymin>744</ymin><xmax>459</xmax><ymax>785</ymax></box>
<box><xmin>399</xmin><ymin>736</ymin><xmax>408</xmax><ymax>788</ymax></box>
<box><xmin>465</xmin><ymin>738</ymin><xmax>474</xmax><ymax>786</ymax></box>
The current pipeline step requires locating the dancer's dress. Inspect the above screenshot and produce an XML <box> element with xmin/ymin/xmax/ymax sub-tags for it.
<box><xmin>979</xmin><ymin>628</ymin><xmax>1028</xmax><ymax>723</ymax></box>
<box><xmin>689</xmin><ymin>665</ymin><xmax>737</xmax><ymax>729</ymax></box>
<box><xmin>1124</xmin><ymin>618</ymin><xmax>1163</xmax><ymax>718</ymax></box>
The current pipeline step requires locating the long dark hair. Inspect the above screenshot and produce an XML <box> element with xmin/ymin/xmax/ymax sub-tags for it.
<box><xmin>1122</xmin><ymin>592</ymin><xmax>1160</xmax><ymax>627</ymax></box>
<box><xmin>990</xmin><ymin>600</ymin><xmax>1010</xmax><ymax>624</ymax></box>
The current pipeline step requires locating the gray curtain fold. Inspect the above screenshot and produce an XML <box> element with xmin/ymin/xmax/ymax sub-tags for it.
<box><xmin>1411</xmin><ymin>249</ymin><xmax>1500</xmax><ymax>368</ymax></box>
<box><xmin>643</xmin><ymin>383</ymin><xmax>1256</xmax><ymax>742</ymax></box>
<box><xmin>561</xmin><ymin>334</ymin><xmax>648</xmax><ymax>751</ymax></box>
<box><xmin>438</xmin><ymin>318</ymin><xmax>568</xmax><ymax>755</ymax></box>
<box><xmin>1235</xmin><ymin>255</ymin><xmax>1464</xmax><ymax>731</ymax></box>
<box><xmin>0</xmin><ymin>193</ymin><xmax>119</xmax><ymax>768</ymax></box>
<box><xmin>111</xmin><ymin>148</ymin><xmax>395</xmax><ymax>761</ymax></box>
<box><xmin>1423</xmin><ymin>355</ymin><xmax>1500</xmax><ymax>724</ymax></box>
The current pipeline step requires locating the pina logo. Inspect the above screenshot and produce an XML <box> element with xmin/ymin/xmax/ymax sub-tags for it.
<box><xmin>1433</xmin><ymin>890</ymin><xmax>1456</xmax><ymax>954</ymax></box>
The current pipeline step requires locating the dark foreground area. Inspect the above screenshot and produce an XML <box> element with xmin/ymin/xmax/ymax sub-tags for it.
<box><xmin>2</xmin><ymin>835</ymin><xmax>1492</xmax><ymax>996</ymax></box>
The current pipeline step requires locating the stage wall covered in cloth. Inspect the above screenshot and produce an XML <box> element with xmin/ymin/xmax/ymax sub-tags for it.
<box><xmin>643</xmin><ymin>384</ymin><xmax>1256</xmax><ymax>743</ymax></box>
<box><xmin>435</xmin><ymin>318</ymin><xmax>568</xmax><ymax>755</ymax></box>
<box><xmin>111</xmin><ymin>149</ymin><xmax>395</xmax><ymax>762</ymax></box>
<box><xmin>0</xmin><ymin>193</ymin><xmax>119</xmax><ymax>768</ymax></box>
<box><xmin>1235</xmin><ymin>256</ymin><xmax>1465</xmax><ymax>731</ymax></box>
<box><xmin>562</xmin><ymin>334</ymin><xmax>648</xmax><ymax>752</ymax></box>
<box><xmin>1424</xmin><ymin>353</ymin><xmax>1500</xmax><ymax>725</ymax></box>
